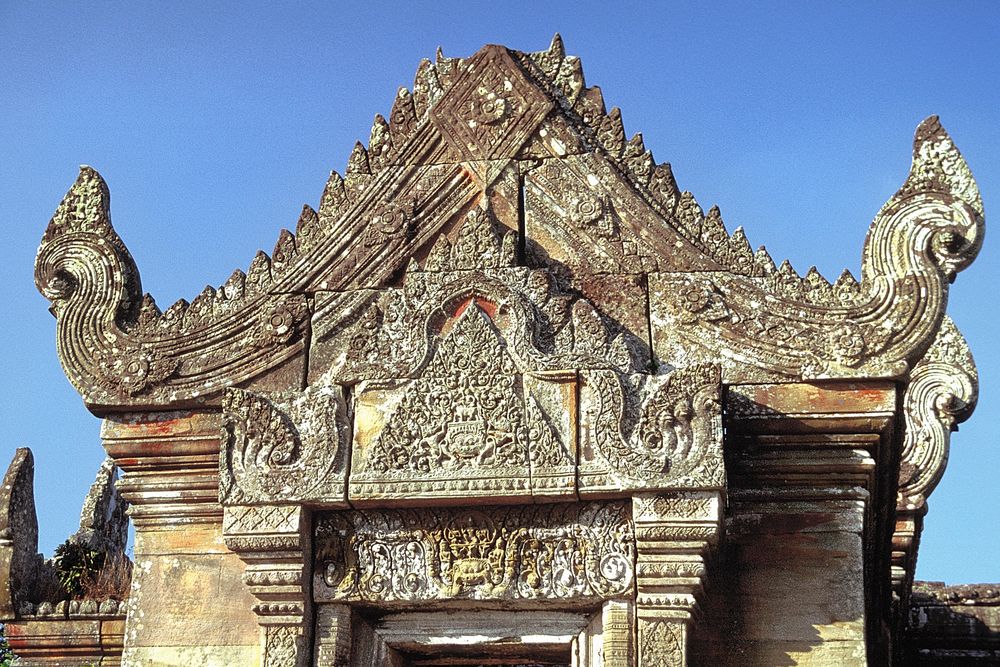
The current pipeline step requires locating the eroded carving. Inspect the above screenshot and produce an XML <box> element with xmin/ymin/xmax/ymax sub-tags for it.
<box><xmin>898</xmin><ymin>316</ymin><xmax>978</xmax><ymax>509</ymax></box>
<box><xmin>36</xmin><ymin>39</ymin><xmax>983</xmax><ymax>413</ymax></box>
<box><xmin>579</xmin><ymin>365</ymin><xmax>723</xmax><ymax>494</ymax></box>
<box><xmin>220</xmin><ymin>387</ymin><xmax>349</xmax><ymax>505</ymax></box>
<box><xmin>0</xmin><ymin>449</ymin><xmax>41</xmax><ymax>617</ymax></box>
<box><xmin>314</xmin><ymin>501</ymin><xmax>634</xmax><ymax>604</ymax></box>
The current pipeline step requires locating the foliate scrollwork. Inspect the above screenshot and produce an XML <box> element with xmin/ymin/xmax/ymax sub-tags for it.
<box><xmin>897</xmin><ymin>316</ymin><xmax>978</xmax><ymax>510</ymax></box>
<box><xmin>314</xmin><ymin>502</ymin><xmax>634</xmax><ymax>604</ymax></box>
<box><xmin>263</xmin><ymin>625</ymin><xmax>301</xmax><ymax>667</ymax></box>
<box><xmin>220</xmin><ymin>386</ymin><xmax>349</xmax><ymax>506</ymax></box>
<box><xmin>638</xmin><ymin>619</ymin><xmax>684</xmax><ymax>666</ymax></box>
<box><xmin>580</xmin><ymin>364</ymin><xmax>723</xmax><ymax>494</ymax></box>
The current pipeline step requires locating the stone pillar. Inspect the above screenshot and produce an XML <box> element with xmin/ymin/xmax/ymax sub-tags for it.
<box><xmin>102</xmin><ymin>411</ymin><xmax>261</xmax><ymax>666</ymax></box>
<box><xmin>313</xmin><ymin>605</ymin><xmax>352</xmax><ymax>667</ymax></box>
<box><xmin>706</xmin><ymin>381</ymin><xmax>898</xmax><ymax>666</ymax></box>
<box><xmin>633</xmin><ymin>491</ymin><xmax>723</xmax><ymax>667</ymax></box>
<box><xmin>573</xmin><ymin>600</ymin><xmax>636</xmax><ymax>667</ymax></box>
<box><xmin>222</xmin><ymin>504</ymin><xmax>312</xmax><ymax>667</ymax></box>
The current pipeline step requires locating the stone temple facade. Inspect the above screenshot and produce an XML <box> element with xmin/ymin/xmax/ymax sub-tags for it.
<box><xmin>1</xmin><ymin>38</ymin><xmax>995</xmax><ymax>665</ymax></box>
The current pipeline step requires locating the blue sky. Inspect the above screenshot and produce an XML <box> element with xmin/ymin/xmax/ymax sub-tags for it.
<box><xmin>1</xmin><ymin>2</ymin><xmax>997</xmax><ymax>582</ymax></box>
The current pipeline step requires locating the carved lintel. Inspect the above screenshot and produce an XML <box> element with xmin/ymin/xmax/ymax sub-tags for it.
<box><xmin>632</xmin><ymin>491</ymin><xmax>723</xmax><ymax>667</ymax></box>
<box><xmin>222</xmin><ymin>504</ymin><xmax>312</xmax><ymax>667</ymax></box>
<box><xmin>0</xmin><ymin>448</ymin><xmax>41</xmax><ymax>620</ymax></box>
<box><xmin>314</xmin><ymin>502</ymin><xmax>635</xmax><ymax>605</ymax></box>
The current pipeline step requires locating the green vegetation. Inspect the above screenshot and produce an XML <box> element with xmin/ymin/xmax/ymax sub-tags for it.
<box><xmin>52</xmin><ymin>541</ymin><xmax>105</xmax><ymax>598</ymax></box>
<box><xmin>0</xmin><ymin>624</ymin><xmax>15</xmax><ymax>666</ymax></box>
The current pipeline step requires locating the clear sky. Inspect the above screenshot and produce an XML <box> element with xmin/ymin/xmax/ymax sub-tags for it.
<box><xmin>1</xmin><ymin>2</ymin><xmax>997</xmax><ymax>583</ymax></box>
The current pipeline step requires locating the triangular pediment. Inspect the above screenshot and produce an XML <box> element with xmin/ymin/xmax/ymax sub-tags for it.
<box><xmin>35</xmin><ymin>37</ymin><xmax>982</xmax><ymax>411</ymax></box>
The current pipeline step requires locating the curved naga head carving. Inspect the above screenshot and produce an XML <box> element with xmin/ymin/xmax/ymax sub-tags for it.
<box><xmin>890</xmin><ymin>315</ymin><xmax>978</xmax><ymax>623</ymax></box>
<box><xmin>871</xmin><ymin>116</ymin><xmax>984</xmax><ymax>282</ymax></box>
<box><xmin>650</xmin><ymin>116</ymin><xmax>983</xmax><ymax>382</ymax></box>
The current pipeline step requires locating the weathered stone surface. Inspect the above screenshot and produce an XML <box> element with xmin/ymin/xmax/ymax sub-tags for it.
<box><xmin>0</xmin><ymin>448</ymin><xmax>41</xmax><ymax>619</ymax></box>
<box><xmin>4</xmin><ymin>616</ymin><xmax>126</xmax><ymax>666</ymax></box>
<box><xmin>71</xmin><ymin>457</ymin><xmax>129</xmax><ymax>555</ymax></box>
<box><xmin>124</xmin><ymin>532</ymin><xmax>259</xmax><ymax>663</ymax></box>
<box><xmin>579</xmin><ymin>365</ymin><xmax>723</xmax><ymax>496</ymax></box>
<box><xmin>906</xmin><ymin>582</ymin><xmax>1000</xmax><ymax>664</ymax></box>
<box><xmin>23</xmin><ymin>36</ymin><xmax>989</xmax><ymax>667</ymax></box>
<box><xmin>220</xmin><ymin>386</ymin><xmax>350</xmax><ymax>506</ymax></box>
<box><xmin>314</xmin><ymin>501</ymin><xmax>635</xmax><ymax>605</ymax></box>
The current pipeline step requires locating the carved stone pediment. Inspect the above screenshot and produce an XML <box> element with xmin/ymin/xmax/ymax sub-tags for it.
<box><xmin>34</xmin><ymin>39</ymin><xmax>983</xmax><ymax>411</ymax></box>
<box><xmin>219</xmin><ymin>206</ymin><xmax>724</xmax><ymax>506</ymax></box>
<box><xmin>33</xmin><ymin>36</ymin><xmax>986</xmax><ymax>667</ymax></box>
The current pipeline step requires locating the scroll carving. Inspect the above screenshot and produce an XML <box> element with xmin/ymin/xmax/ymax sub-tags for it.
<box><xmin>891</xmin><ymin>316</ymin><xmax>978</xmax><ymax>623</ymax></box>
<box><xmin>314</xmin><ymin>502</ymin><xmax>634</xmax><ymax>604</ymax></box>
<box><xmin>37</xmin><ymin>39</ymin><xmax>984</xmax><ymax>414</ymax></box>
<box><xmin>898</xmin><ymin>316</ymin><xmax>978</xmax><ymax>510</ymax></box>
<box><xmin>579</xmin><ymin>365</ymin><xmax>724</xmax><ymax>495</ymax></box>
<box><xmin>220</xmin><ymin>386</ymin><xmax>349</xmax><ymax>506</ymax></box>
<box><xmin>310</xmin><ymin>206</ymin><xmax>723</xmax><ymax>502</ymax></box>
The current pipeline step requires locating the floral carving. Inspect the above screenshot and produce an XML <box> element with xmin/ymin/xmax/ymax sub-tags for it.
<box><xmin>639</xmin><ymin>619</ymin><xmax>684</xmax><ymax>665</ymax></box>
<box><xmin>467</xmin><ymin>88</ymin><xmax>510</xmax><ymax>126</ymax></box>
<box><xmin>828</xmin><ymin>322</ymin><xmax>866</xmax><ymax>364</ymax></box>
<box><xmin>363</xmin><ymin>201</ymin><xmax>411</xmax><ymax>248</ymax></box>
<box><xmin>248</xmin><ymin>303</ymin><xmax>305</xmax><ymax>349</ymax></box>
<box><xmin>580</xmin><ymin>364</ymin><xmax>723</xmax><ymax>492</ymax></box>
<box><xmin>263</xmin><ymin>625</ymin><xmax>300</xmax><ymax>667</ymax></box>
<box><xmin>98</xmin><ymin>345</ymin><xmax>178</xmax><ymax>396</ymax></box>
<box><xmin>315</xmin><ymin>502</ymin><xmax>634</xmax><ymax>603</ymax></box>
<box><xmin>674</xmin><ymin>279</ymin><xmax>729</xmax><ymax>324</ymax></box>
